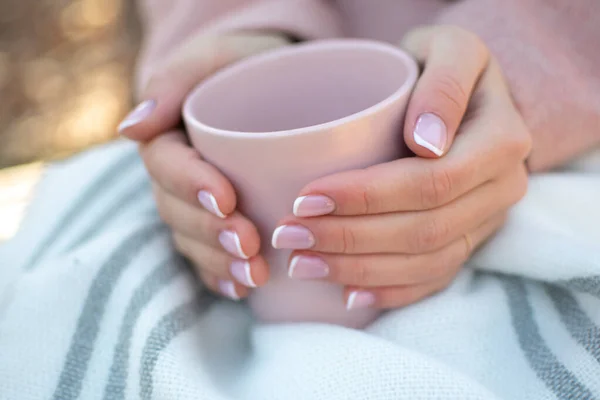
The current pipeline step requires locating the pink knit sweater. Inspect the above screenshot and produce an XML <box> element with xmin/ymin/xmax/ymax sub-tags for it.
<box><xmin>135</xmin><ymin>0</ymin><xmax>600</xmax><ymax>171</ymax></box>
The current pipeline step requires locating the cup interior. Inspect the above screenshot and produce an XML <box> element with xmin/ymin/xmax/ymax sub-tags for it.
<box><xmin>185</xmin><ymin>40</ymin><xmax>417</xmax><ymax>134</ymax></box>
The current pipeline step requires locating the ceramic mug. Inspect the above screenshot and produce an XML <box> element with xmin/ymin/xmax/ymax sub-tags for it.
<box><xmin>183</xmin><ymin>39</ymin><xmax>418</xmax><ymax>328</ymax></box>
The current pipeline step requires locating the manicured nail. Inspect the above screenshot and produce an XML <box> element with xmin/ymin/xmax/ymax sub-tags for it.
<box><xmin>346</xmin><ymin>290</ymin><xmax>376</xmax><ymax>310</ymax></box>
<box><xmin>271</xmin><ymin>225</ymin><xmax>315</xmax><ymax>249</ymax></box>
<box><xmin>198</xmin><ymin>190</ymin><xmax>226</xmax><ymax>218</ymax></box>
<box><xmin>118</xmin><ymin>100</ymin><xmax>156</xmax><ymax>132</ymax></box>
<box><xmin>219</xmin><ymin>230</ymin><xmax>249</xmax><ymax>259</ymax></box>
<box><xmin>413</xmin><ymin>113</ymin><xmax>447</xmax><ymax>156</ymax></box>
<box><xmin>293</xmin><ymin>195</ymin><xmax>336</xmax><ymax>217</ymax></box>
<box><xmin>230</xmin><ymin>260</ymin><xmax>256</xmax><ymax>288</ymax></box>
<box><xmin>218</xmin><ymin>280</ymin><xmax>240</xmax><ymax>300</ymax></box>
<box><xmin>288</xmin><ymin>255</ymin><xmax>329</xmax><ymax>279</ymax></box>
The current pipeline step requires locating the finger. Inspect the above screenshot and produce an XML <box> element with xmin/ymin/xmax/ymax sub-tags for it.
<box><xmin>344</xmin><ymin>273</ymin><xmax>456</xmax><ymax>310</ymax></box>
<box><xmin>198</xmin><ymin>270</ymin><xmax>249</xmax><ymax>301</ymax></box>
<box><xmin>154</xmin><ymin>186</ymin><xmax>261</xmax><ymax>258</ymax></box>
<box><xmin>119</xmin><ymin>34</ymin><xmax>289</xmax><ymax>141</ymax></box>
<box><xmin>288</xmin><ymin>213</ymin><xmax>506</xmax><ymax>287</ymax></box>
<box><xmin>401</xmin><ymin>25</ymin><xmax>490</xmax><ymax>157</ymax></box>
<box><xmin>174</xmin><ymin>233</ymin><xmax>269</xmax><ymax>288</ymax></box>
<box><xmin>274</xmin><ymin>166</ymin><xmax>526</xmax><ymax>254</ymax></box>
<box><xmin>442</xmin><ymin>59</ymin><xmax>532</xmax><ymax>166</ymax></box>
<box><xmin>140</xmin><ymin>130</ymin><xmax>237</xmax><ymax>215</ymax></box>
<box><xmin>295</xmin><ymin>62</ymin><xmax>531</xmax><ymax>217</ymax></box>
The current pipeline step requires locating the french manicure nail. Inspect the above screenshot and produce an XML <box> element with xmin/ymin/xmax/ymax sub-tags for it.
<box><xmin>346</xmin><ymin>290</ymin><xmax>376</xmax><ymax>310</ymax></box>
<box><xmin>118</xmin><ymin>100</ymin><xmax>156</xmax><ymax>132</ymax></box>
<box><xmin>218</xmin><ymin>280</ymin><xmax>240</xmax><ymax>300</ymax></box>
<box><xmin>413</xmin><ymin>113</ymin><xmax>447</xmax><ymax>156</ymax></box>
<box><xmin>198</xmin><ymin>190</ymin><xmax>226</xmax><ymax>218</ymax></box>
<box><xmin>288</xmin><ymin>255</ymin><xmax>329</xmax><ymax>279</ymax></box>
<box><xmin>293</xmin><ymin>195</ymin><xmax>336</xmax><ymax>217</ymax></box>
<box><xmin>230</xmin><ymin>260</ymin><xmax>256</xmax><ymax>287</ymax></box>
<box><xmin>271</xmin><ymin>225</ymin><xmax>315</xmax><ymax>249</ymax></box>
<box><xmin>219</xmin><ymin>230</ymin><xmax>249</xmax><ymax>259</ymax></box>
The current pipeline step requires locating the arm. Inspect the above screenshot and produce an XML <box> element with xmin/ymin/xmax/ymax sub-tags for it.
<box><xmin>435</xmin><ymin>0</ymin><xmax>600</xmax><ymax>171</ymax></box>
<box><xmin>134</xmin><ymin>0</ymin><xmax>343</xmax><ymax>94</ymax></box>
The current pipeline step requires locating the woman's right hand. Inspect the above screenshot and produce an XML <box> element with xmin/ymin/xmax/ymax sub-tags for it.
<box><xmin>119</xmin><ymin>33</ymin><xmax>291</xmax><ymax>299</ymax></box>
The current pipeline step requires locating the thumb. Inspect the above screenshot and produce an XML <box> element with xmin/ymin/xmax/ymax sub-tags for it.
<box><xmin>119</xmin><ymin>34</ymin><xmax>290</xmax><ymax>142</ymax></box>
<box><xmin>400</xmin><ymin>26</ymin><xmax>490</xmax><ymax>158</ymax></box>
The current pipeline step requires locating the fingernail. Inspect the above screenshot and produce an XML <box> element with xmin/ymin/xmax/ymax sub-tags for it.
<box><xmin>346</xmin><ymin>290</ymin><xmax>376</xmax><ymax>310</ymax></box>
<box><xmin>218</xmin><ymin>280</ymin><xmax>240</xmax><ymax>300</ymax></box>
<box><xmin>198</xmin><ymin>190</ymin><xmax>226</xmax><ymax>218</ymax></box>
<box><xmin>219</xmin><ymin>230</ymin><xmax>249</xmax><ymax>259</ymax></box>
<box><xmin>230</xmin><ymin>260</ymin><xmax>256</xmax><ymax>287</ymax></box>
<box><xmin>118</xmin><ymin>100</ymin><xmax>156</xmax><ymax>132</ymax></box>
<box><xmin>293</xmin><ymin>195</ymin><xmax>336</xmax><ymax>217</ymax></box>
<box><xmin>288</xmin><ymin>255</ymin><xmax>329</xmax><ymax>279</ymax></box>
<box><xmin>413</xmin><ymin>113</ymin><xmax>447</xmax><ymax>156</ymax></box>
<box><xmin>271</xmin><ymin>225</ymin><xmax>315</xmax><ymax>249</ymax></box>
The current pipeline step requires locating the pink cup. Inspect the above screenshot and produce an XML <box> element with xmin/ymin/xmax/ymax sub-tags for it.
<box><xmin>183</xmin><ymin>39</ymin><xmax>418</xmax><ymax>328</ymax></box>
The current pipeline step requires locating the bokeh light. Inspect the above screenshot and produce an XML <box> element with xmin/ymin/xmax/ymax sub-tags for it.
<box><xmin>0</xmin><ymin>0</ymin><xmax>140</xmax><ymax>239</ymax></box>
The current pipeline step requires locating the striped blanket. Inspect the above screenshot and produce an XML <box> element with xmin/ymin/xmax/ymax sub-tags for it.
<box><xmin>1</xmin><ymin>140</ymin><xmax>599</xmax><ymax>400</ymax></box>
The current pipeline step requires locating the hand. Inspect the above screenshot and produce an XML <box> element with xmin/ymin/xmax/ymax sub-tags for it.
<box><xmin>271</xmin><ymin>26</ymin><xmax>532</xmax><ymax>310</ymax></box>
<box><xmin>119</xmin><ymin>33</ymin><xmax>290</xmax><ymax>299</ymax></box>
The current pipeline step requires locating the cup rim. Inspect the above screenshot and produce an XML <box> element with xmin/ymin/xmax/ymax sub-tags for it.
<box><xmin>183</xmin><ymin>39</ymin><xmax>419</xmax><ymax>139</ymax></box>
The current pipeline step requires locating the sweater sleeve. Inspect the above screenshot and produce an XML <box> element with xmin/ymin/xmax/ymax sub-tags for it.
<box><xmin>435</xmin><ymin>0</ymin><xmax>600</xmax><ymax>171</ymax></box>
<box><xmin>134</xmin><ymin>0</ymin><xmax>342</xmax><ymax>93</ymax></box>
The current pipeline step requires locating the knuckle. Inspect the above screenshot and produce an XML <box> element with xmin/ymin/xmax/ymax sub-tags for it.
<box><xmin>348</xmin><ymin>259</ymin><xmax>372</xmax><ymax>286</ymax></box>
<box><xmin>436</xmin><ymin>273</ymin><xmax>458</xmax><ymax>292</ymax></box>
<box><xmin>338</xmin><ymin>225</ymin><xmax>358</xmax><ymax>254</ymax></box>
<box><xmin>420</xmin><ymin>167</ymin><xmax>454</xmax><ymax>208</ymax></box>
<box><xmin>513</xmin><ymin>166</ymin><xmax>530</xmax><ymax>202</ymax></box>
<box><xmin>445</xmin><ymin>247</ymin><xmax>469</xmax><ymax>272</ymax></box>
<box><xmin>518</xmin><ymin>131</ymin><xmax>533</xmax><ymax>160</ymax></box>
<box><xmin>153</xmin><ymin>189</ymin><xmax>172</xmax><ymax>225</ymax></box>
<box><xmin>139</xmin><ymin>142</ymin><xmax>159</xmax><ymax>174</ymax></box>
<box><xmin>504</xmin><ymin>123</ymin><xmax>533</xmax><ymax>161</ymax></box>
<box><xmin>429</xmin><ymin>72</ymin><xmax>469</xmax><ymax>115</ymax></box>
<box><xmin>181</xmin><ymin>166</ymin><xmax>206</xmax><ymax>200</ymax></box>
<box><xmin>173</xmin><ymin>235</ymin><xmax>190</xmax><ymax>257</ymax></box>
<box><xmin>204</xmin><ymin>247</ymin><xmax>223</xmax><ymax>270</ymax></box>
<box><xmin>386</xmin><ymin>286</ymin><xmax>424</xmax><ymax>308</ymax></box>
<box><xmin>145</xmin><ymin>72</ymin><xmax>165</xmax><ymax>94</ymax></box>
<box><xmin>204</xmin><ymin>211</ymin><xmax>224</xmax><ymax>233</ymax></box>
<box><xmin>197</xmin><ymin>272</ymin><xmax>215</xmax><ymax>290</ymax></box>
<box><xmin>412</xmin><ymin>217</ymin><xmax>450</xmax><ymax>253</ymax></box>
<box><xmin>359</xmin><ymin>182</ymin><xmax>378</xmax><ymax>214</ymax></box>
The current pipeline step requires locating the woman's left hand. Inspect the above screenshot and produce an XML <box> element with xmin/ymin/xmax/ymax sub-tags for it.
<box><xmin>271</xmin><ymin>26</ymin><xmax>532</xmax><ymax>310</ymax></box>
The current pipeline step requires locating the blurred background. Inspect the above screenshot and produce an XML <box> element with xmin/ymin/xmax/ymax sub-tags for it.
<box><xmin>0</xmin><ymin>0</ymin><xmax>141</xmax><ymax>240</ymax></box>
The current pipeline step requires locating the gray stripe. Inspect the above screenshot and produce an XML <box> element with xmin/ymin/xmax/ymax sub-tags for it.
<box><xmin>545</xmin><ymin>284</ymin><xmax>600</xmax><ymax>364</ymax></box>
<box><xmin>102</xmin><ymin>256</ymin><xmax>186</xmax><ymax>400</ymax></box>
<box><xmin>139</xmin><ymin>291</ymin><xmax>217</xmax><ymax>400</ymax></box>
<box><xmin>51</xmin><ymin>223</ymin><xmax>166</xmax><ymax>400</ymax></box>
<box><xmin>66</xmin><ymin>179</ymin><xmax>151</xmax><ymax>251</ymax></box>
<box><xmin>502</xmin><ymin>277</ymin><xmax>595</xmax><ymax>399</ymax></box>
<box><xmin>25</xmin><ymin>151</ymin><xmax>140</xmax><ymax>270</ymax></box>
<box><xmin>559</xmin><ymin>276</ymin><xmax>600</xmax><ymax>298</ymax></box>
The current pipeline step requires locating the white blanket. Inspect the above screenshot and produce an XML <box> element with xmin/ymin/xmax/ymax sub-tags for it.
<box><xmin>1</xmin><ymin>140</ymin><xmax>599</xmax><ymax>400</ymax></box>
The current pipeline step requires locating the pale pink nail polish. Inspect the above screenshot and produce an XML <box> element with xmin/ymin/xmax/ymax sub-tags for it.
<box><xmin>218</xmin><ymin>280</ymin><xmax>240</xmax><ymax>300</ymax></box>
<box><xmin>271</xmin><ymin>225</ymin><xmax>315</xmax><ymax>249</ymax></box>
<box><xmin>346</xmin><ymin>291</ymin><xmax>376</xmax><ymax>310</ymax></box>
<box><xmin>293</xmin><ymin>195</ymin><xmax>336</xmax><ymax>217</ymax></box>
<box><xmin>118</xmin><ymin>100</ymin><xmax>156</xmax><ymax>132</ymax></box>
<box><xmin>198</xmin><ymin>190</ymin><xmax>226</xmax><ymax>218</ymax></box>
<box><xmin>288</xmin><ymin>255</ymin><xmax>329</xmax><ymax>279</ymax></box>
<box><xmin>219</xmin><ymin>230</ymin><xmax>249</xmax><ymax>259</ymax></box>
<box><xmin>413</xmin><ymin>113</ymin><xmax>447</xmax><ymax>156</ymax></box>
<box><xmin>230</xmin><ymin>260</ymin><xmax>256</xmax><ymax>287</ymax></box>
